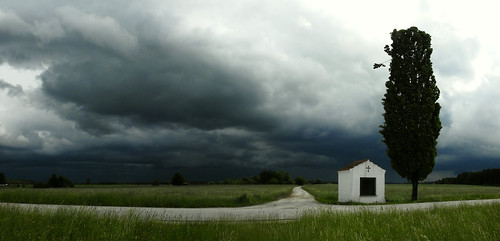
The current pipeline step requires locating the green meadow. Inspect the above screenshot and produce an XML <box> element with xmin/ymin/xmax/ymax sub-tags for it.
<box><xmin>303</xmin><ymin>184</ymin><xmax>500</xmax><ymax>204</ymax></box>
<box><xmin>1</xmin><ymin>184</ymin><xmax>498</xmax><ymax>208</ymax></box>
<box><xmin>0</xmin><ymin>185</ymin><xmax>294</xmax><ymax>208</ymax></box>
<box><xmin>0</xmin><ymin>203</ymin><xmax>498</xmax><ymax>241</ymax></box>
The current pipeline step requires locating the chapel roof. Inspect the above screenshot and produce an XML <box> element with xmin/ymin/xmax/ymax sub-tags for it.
<box><xmin>338</xmin><ymin>159</ymin><xmax>370</xmax><ymax>171</ymax></box>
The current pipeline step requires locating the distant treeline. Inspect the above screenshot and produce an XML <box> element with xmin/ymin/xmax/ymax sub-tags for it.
<box><xmin>214</xmin><ymin>170</ymin><xmax>323</xmax><ymax>185</ymax></box>
<box><xmin>33</xmin><ymin>174</ymin><xmax>74</xmax><ymax>188</ymax></box>
<box><xmin>434</xmin><ymin>169</ymin><xmax>500</xmax><ymax>186</ymax></box>
<box><xmin>0</xmin><ymin>170</ymin><xmax>325</xmax><ymax>187</ymax></box>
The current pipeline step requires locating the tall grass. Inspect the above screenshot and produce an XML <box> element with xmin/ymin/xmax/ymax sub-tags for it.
<box><xmin>303</xmin><ymin>184</ymin><xmax>500</xmax><ymax>204</ymax></box>
<box><xmin>0</xmin><ymin>185</ymin><xmax>294</xmax><ymax>208</ymax></box>
<box><xmin>0</xmin><ymin>203</ymin><xmax>498</xmax><ymax>240</ymax></box>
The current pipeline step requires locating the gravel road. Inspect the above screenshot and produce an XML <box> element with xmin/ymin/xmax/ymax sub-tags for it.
<box><xmin>1</xmin><ymin>186</ymin><xmax>498</xmax><ymax>221</ymax></box>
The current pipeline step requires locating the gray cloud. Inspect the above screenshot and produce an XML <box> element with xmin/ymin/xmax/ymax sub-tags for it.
<box><xmin>0</xmin><ymin>79</ymin><xmax>23</xmax><ymax>96</ymax></box>
<box><xmin>0</xmin><ymin>0</ymin><xmax>498</xmax><ymax>182</ymax></box>
<box><xmin>433</xmin><ymin>31</ymin><xmax>480</xmax><ymax>79</ymax></box>
<box><xmin>39</xmin><ymin>52</ymin><xmax>273</xmax><ymax>132</ymax></box>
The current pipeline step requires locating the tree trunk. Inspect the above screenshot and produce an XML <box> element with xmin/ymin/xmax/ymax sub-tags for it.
<box><xmin>411</xmin><ymin>180</ymin><xmax>419</xmax><ymax>201</ymax></box>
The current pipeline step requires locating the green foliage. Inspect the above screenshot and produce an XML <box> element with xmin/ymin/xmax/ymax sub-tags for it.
<box><xmin>0</xmin><ymin>203</ymin><xmax>498</xmax><ymax>240</ymax></box>
<box><xmin>171</xmin><ymin>172</ymin><xmax>186</xmax><ymax>186</ymax></box>
<box><xmin>435</xmin><ymin>169</ymin><xmax>500</xmax><ymax>186</ymax></box>
<box><xmin>219</xmin><ymin>171</ymin><xmax>294</xmax><ymax>185</ymax></box>
<box><xmin>294</xmin><ymin>176</ymin><xmax>308</xmax><ymax>185</ymax></box>
<box><xmin>0</xmin><ymin>173</ymin><xmax>5</xmax><ymax>184</ymax></box>
<box><xmin>258</xmin><ymin>170</ymin><xmax>292</xmax><ymax>184</ymax></box>
<box><xmin>380</xmin><ymin>27</ymin><xmax>441</xmax><ymax>200</ymax></box>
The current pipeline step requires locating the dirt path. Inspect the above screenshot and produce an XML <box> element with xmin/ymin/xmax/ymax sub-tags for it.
<box><xmin>2</xmin><ymin>186</ymin><xmax>499</xmax><ymax>221</ymax></box>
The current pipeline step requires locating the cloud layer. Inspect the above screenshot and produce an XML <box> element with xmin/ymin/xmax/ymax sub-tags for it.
<box><xmin>0</xmin><ymin>0</ymin><xmax>499</xmax><ymax>182</ymax></box>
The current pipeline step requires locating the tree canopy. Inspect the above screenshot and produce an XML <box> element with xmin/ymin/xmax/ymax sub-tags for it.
<box><xmin>258</xmin><ymin>170</ymin><xmax>292</xmax><ymax>184</ymax></box>
<box><xmin>379</xmin><ymin>27</ymin><xmax>441</xmax><ymax>201</ymax></box>
<box><xmin>47</xmin><ymin>174</ymin><xmax>74</xmax><ymax>188</ymax></box>
<box><xmin>171</xmin><ymin>172</ymin><xmax>186</xmax><ymax>186</ymax></box>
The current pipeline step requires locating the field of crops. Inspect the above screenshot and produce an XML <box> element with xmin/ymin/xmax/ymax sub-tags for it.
<box><xmin>0</xmin><ymin>185</ymin><xmax>294</xmax><ymax>208</ymax></box>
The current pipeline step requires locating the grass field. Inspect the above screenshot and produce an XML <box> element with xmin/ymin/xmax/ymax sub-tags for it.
<box><xmin>303</xmin><ymin>184</ymin><xmax>500</xmax><ymax>204</ymax></box>
<box><xmin>1</xmin><ymin>184</ymin><xmax>498</xmax><ymax>208</ymax></box>
<box><xmin>0</xmin><ymin>203</ymin><xmax>498</xmax><ymax>240</ymax></box>
<box><xmin>0</xmin><ymin>185</ymin><xmax>294</xmax><ymax>208</ymax></box>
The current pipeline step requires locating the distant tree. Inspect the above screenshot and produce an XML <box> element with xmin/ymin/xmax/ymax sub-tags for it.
<box><xmin>0</xmin><ymin>173</ymin><xmax>6</xmax><ymax>184</ymax></box>
<box><xmin>152</xmin><ymin>179</ymin><xmax>160</xmax><ymax>186</ymax></box>
<box><xmin>278</xmin><ymin>171</ymin><xmax>292</xmax><ymax>184</ymax></box>
<box><xmin>268</xmin><ymin>177</ymin><xmax>280</xmax><ymax>184</ymax></box>
<box><xmin>171</xmin><ymin>172</ymin><xmax>186</xmax><ymax>186</ymax></box>
<box><xmin>86</xmin><ymin>178</ymin><xmax>91</xmax><ymax>185</ymax></box>
<box><xmin>294</xmin><ymin>176</ymin><xmax>308</xmax><ymax>186</ymax></box>
<box><xmin>47</xmin><ymin>174</ymin><xmax>58</xmax><ymax>187</ymax></box>
<box><xmin>378</xmin><ymin>27</ymin><xmax>441</xmax><ymax>201</ymax></box>
<box><xmin>258</xmin><ymin>170</ymin><xmax>292</xmax><ymax>184</ymax></box>
<box><xmin>47</xmin><ymin>174</ymin><xmax>74</xmax><ymax>188</ymax></box>
<box><xmin>258</xmin><ymin>171</ymin><xmax>274</xmax><ymax>184</ymax></box>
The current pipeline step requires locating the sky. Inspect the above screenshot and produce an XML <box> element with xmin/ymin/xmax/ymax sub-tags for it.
<box><xmin>0</xmin><ymin>0</ymin><xmax>499</xmax><ymax>183</ymax></box>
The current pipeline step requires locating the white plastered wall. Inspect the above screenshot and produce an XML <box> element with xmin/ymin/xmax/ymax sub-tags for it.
<box><xmin>337</xmin><ymin>160</ymin><xmax>386</xmax><ymax>203</ymax></box>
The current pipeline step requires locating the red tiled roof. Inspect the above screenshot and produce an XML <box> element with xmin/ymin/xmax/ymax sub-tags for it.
<box><xmin>338</xmin><ymin>159</ymin><xmax>370</xmax><ymax>171</ymax></box>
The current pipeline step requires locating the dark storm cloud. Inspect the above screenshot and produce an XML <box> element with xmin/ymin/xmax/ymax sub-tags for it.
<box><xmin>0</xmin><ymin>3</ymin><xmax>280</xmax><ymax>134</ymax></box>
<box><xmin>0</xmin><ymin>1</ymin><xmax>382</xmax><ymax>135</ymax></box>
<box><xmin>1</xmin><ymin>0</ymin><xmax>499</xmax><ymax>183</ymax></box>
<box><xmin>0</xmin><ymin>0</ymin><xmax>425</xmax><ymax>182</ymax></box>
<box><xmin>39</xmin><ymin>49</ymin><xmax>274</xmax><ymax>132</ymax></box>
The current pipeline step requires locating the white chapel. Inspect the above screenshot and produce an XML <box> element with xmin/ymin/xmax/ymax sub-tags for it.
<box><xmin>338</xmin><ymin>159</ymin><xmax>386</xmax><ymax>203</ymax></box>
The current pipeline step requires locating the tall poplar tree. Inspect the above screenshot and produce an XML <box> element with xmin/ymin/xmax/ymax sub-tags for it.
<box><xmin>378</xmin><ymin>27</ymin><xmax>441</xmax><ymax>201</ymax></box>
